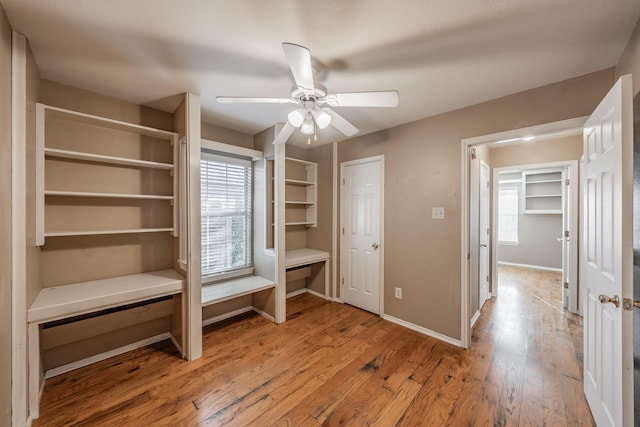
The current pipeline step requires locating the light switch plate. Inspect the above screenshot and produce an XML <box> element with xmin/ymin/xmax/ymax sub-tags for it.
<box><xmin>432</xmin><ymin>207</ymin><xmax>445</xmax><ymax>219</ymax></box>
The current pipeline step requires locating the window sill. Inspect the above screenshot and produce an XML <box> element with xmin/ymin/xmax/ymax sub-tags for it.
<box><xmin>202</xmin><ymin>267</ymin><xmax>254</xmax><ymax>285</ymax></box>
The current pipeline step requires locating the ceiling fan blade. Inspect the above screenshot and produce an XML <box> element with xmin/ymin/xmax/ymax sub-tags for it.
<box><xmin>324</xmin><ymin>109</ymin><xmax>358</xmax><ymax>136</ymax></box>
<box><xmin>324</xmin><ymin>91</ymin><xmax>399</xmax><ymax>107</ymax></box>
<box><xmin>282</xmin><ymin>43</ymin><xmax>315</xmax><ymax>94</ymax></box>
<box><xmin>273</xmin><ymin>122</ymin><xmax>296</xmax><ymax>145</ymax></box>
<box><xmin>311</xmin><ymin>109</ymin><xmax>331</xmax><ymax>129</ymax></box>
<box><xmin>217</xmin><ymin>96</ymin><xmax>292</xmax><ymax>104</ymax></box>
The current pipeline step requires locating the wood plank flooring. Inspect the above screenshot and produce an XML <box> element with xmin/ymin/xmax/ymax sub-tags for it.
<box><xmin>33</xmin><ymin>265</ymin><xmax>594</xmax><ymax>426</ymax></box>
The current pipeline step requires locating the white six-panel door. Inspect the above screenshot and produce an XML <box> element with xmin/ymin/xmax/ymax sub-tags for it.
<box><xmin>341</xmin><ymin>157</ymin><xmax>383</xmax><ymax>314</ymax></box>
<box><xmin>583</xmin><ymin>75</ymin><xmax>633</xmax><ymax>427</ymax></box>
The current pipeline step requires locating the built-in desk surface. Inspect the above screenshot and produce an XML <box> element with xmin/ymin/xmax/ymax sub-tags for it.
<box><xmin>285</xmin><ymin>248</ymin><xmax>330</xmax><ymax>269</ymax></box>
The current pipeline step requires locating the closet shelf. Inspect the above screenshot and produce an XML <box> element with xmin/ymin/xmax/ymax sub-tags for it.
<box><xmin>44</xmin><ymin>227</ymin><xmax>174</xmax><ymax>237</ymax></box>
<box><xmin>44</xmin><ymin>148</ymin><xmax>174</xmax><ymax>170</ymax></box>
<box><xmin>285</xmin><ymin>221</ymin><xmax>315</xmax><ymax>226</ymax></box>
<box><xmin>526</xmin><ymin>179</ymin><xmax>562</xmax><ymax>184</ymax></box>
<box><xmin>45</xmin><ymin>190</ymin><xmax>174</xmax><ymax>200</ymax></box>
<box><xmin>28</xmin><ymin>269</ymin><xmax>184</xmax><ymax>325</ymax></box>
<box><xmin>525</xmin><ymin>194</ymin><xmax>562</xmax><ymax>198</ymax></box>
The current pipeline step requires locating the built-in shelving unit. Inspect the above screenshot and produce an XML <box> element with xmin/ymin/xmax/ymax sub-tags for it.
<box><xmin>522</xmin><ymin>169</ymin><xmax>563</xmax><ymax>214</ymax></box>
<box><xmin>284</xmin><ymin>157</ymin><xmax>317</xmax><ymax>227</ymax></box>
<box><xmin>29</xmin><ymin>103</ymin><xmax>185</xmax><ymax>415</ymax></box>
<box><xmin>36</xmin><ymin>103</ymin><xmax>180</xmax><ymax>242</ymax></box>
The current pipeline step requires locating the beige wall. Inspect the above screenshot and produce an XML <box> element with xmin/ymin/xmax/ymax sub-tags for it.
<box><xmin>490</xmin><ymin>135</ymin><xmax>583</xmax><ymax>168</ymax></box>
<box><xmin>0</xmin><ymin>5</ymin><xmax>12</xmax><ymax>422</ymax></box>
<box><xmin>338</xmin><ymin>69</ymin><xmax>614</xmax><ymax>340</ymax></box>
<box><xmin>202</xmin><ymin>121</ymin><xmax>253</xmax><ymax>149</ymax></box>
<box><xmin>617</xmin><ymin>16</ymin><xmax>640</xmax><ymax>96</ymax></box>
<box><xmin>307</xmin><ymin>143</ymin><xmax>334</xmax><ymax>295</ymax></box>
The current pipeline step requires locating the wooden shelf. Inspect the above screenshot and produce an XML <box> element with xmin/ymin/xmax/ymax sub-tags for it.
<box><xmin>202</xmin><ymin>275</ymin><xmax>275</xmax><ymax>306</ymax></box>
<box><xmin>45</xmin><ymin>190</ymin><xmax>173</xmax><ymax>200</ymax></box>
<box><xmin>285</xmin><ymin>178</ymin><xmax>314</xmax><ymax>186</ymax></box>
<box><xmin>41</xmin><ymin>104</ymin><xmax>176</xmax><ymax>140</ymax></box>
<box><xmin>285</xmin><ymin>157</ymin><xmax>315</xmax><ymax>166</ymax></box>
<box><xmin>285</xmin><ymin>222</ymin><xmax>315</xmax><ymax>226</ymax></box>
<box><xmin>525</xmin><ymin>194</ymin><xmax>562</xmax><ymax>198</ymax></box>
<box><xmin>285</xmin><ymin>200</ymin><xmax>314</xmax><ymax>205</ymax></box>
<box><xmin>45</xmin><ymin>227</ymin><xmax>174</xmax><ymax>237</ymax></box>
<box><xmin>45</xmin><ymin>148</ymin><xmax>174</xmax><ymax>170</ymax></box>
<box><xmin>28</xmin><ymin>269</ymin><xmax>184</xmax><ymax>325</ymax></box>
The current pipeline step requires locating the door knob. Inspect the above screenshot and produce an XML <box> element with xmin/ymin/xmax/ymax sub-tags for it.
<box><xmin>599</xmin><ymin>294</ymin><xmax>620</xmax><ymax>308</ymax></box>
<box><xmin>623</xmin><ymin>298</ymin><xmax>640</xmax><ymax>311</ymax></box>
<box><xmin>371</xmin><ymin>243</ymin><xmax>379</xmax><ymax>250</ymax></box>
<box><xmin>480</xmin><ymin>244</ymin><xmax>487</xmax><ymax>247</ymax></box>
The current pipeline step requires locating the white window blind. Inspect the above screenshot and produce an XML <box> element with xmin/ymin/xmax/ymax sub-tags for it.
<box><xmin>201</xmin><ymin>152</ymin><xmax>252</xmax><ymax>277</ymax></box>
<box><xmin>498</xmin><ymin>185</ymin><xmax>519</xmax><ymax>244</ymax></box>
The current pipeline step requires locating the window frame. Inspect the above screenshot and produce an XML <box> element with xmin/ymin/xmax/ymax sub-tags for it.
<box><xmin>200</xmin><ymin>149</ymin><xmax>254</xmax><ymax>283</ymax></box>
<box><xmin>497</xmin><ymin>184</ymin><xmax>520</xmax><ymax>246</ymax></box>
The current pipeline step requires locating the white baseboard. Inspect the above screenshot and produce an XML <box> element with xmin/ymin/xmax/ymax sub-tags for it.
<box><xmin>470</xmin><ymin>310</ymin><xmax>481</xmax><ymax>328</ymax></box>
<box><xmin>286</xmin><ymin>287</ymin><xmax>333</xmax><ymax>301</ymax></box>
<box><xmin>286</xmin><ymin>288</ymin><xmax>307</xmax><ymax>299</ymax></box>
<box><xmin>251</xmin><ymin>306</ymin><xmax>275</xmax><ymax>322</ymax></box>
<box><xmin>381</xmin><ymin>314</ymin><xmax>463</xmax><ymax>348</ymax></box>
<box><xmin>202</xmin><ymin>306</ymin><xmax>253</xmax><ymax>327</ymax></box>
<box><xmin>44</xmin><ymin>332</ymin><xmax>172</xmax><ymax>379</ymax></box>
<box><xmin>498</xmin><ymin>261</ymin><xmax>562</xmax><ymax>272</ymax></box>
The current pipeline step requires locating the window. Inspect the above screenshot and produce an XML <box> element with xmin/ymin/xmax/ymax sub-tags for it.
<box><xmin>498</xmin><ymin>185</ymin><xmax>519</xmax><ymax>244</ymax></box>
<box><xmin>201</xmin><ymin>151</ymin><xmax>252</xmax><ymax>279</ymax></box>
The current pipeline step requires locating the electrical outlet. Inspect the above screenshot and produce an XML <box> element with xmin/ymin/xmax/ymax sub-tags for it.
<box><xmin>432</xmin><ymin>207</ymin><xmax>445</xmax><ymax>219</ymax></box>
<box><xmin>395</xmin><ymin>287</ymin><xmax>402</xmax><ymax>299</ymax></box>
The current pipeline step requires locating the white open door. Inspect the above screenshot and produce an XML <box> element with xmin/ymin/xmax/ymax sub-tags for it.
<box><xmin>341</xmin><ymin>156</ymin><xmax>383</xmax><ymax>314</ymax></box>
<box><xmin>583</xmin><ymin>75</ymin><xmax>634</xmax><ymax>427</ymax></box>
<box><xmin>479</xmin><ymin>160</ymin><xmax>490</xmax><ymax>307</ymax></box>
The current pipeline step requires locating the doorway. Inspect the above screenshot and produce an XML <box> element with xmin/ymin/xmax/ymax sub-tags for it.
<box><xmin>460</xmin><ymin>117</ymin><xmax>587</xmax><ymax>348</ymax></box>
<box><xmin>493</xmin><ymin>162</ymin><xmax>577</xmax><ymax>312</ymax></box>
<box><xmin>340</xmin><ymin>155</ymin><xmax>384</xmax><ymax>314</ymax></box>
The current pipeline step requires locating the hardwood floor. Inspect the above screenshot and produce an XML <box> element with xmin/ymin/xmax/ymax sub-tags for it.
<box><xmin>33</xmin><ymin>265</ymin><xmax>594</xmax><ymax>426</ymax></box>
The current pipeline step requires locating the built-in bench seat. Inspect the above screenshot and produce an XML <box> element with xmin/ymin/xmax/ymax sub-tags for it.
<box><xmin>201</xmin><ymin>275</ymin><xmax>275</xmax><ymax>307</ymax></box>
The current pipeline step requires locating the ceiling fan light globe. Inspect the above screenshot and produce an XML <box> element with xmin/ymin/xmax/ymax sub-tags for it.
<box><xmin>312</xmin><ymin>109</ymin><xmax>331</xmax><ymax>129</ymax></box>
<box><xmin>300</xmin><ymin>115</ymin><xmax>315</xmax><ymax>135</ymax></box>
<box><xmin>287</xmin><ymin>108</ymin><xmax>306</xmax><ymax>127</ymax></box>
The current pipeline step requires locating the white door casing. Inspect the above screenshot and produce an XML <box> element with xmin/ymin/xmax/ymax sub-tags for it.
<box><xmin>479</xmin><ymin>160</ymin><xmax>490</xmax><ymax>308</ymax></box>
<box><xmin>582</xmin><ymin>75</ymin><xmax>634</xmax><ymax>427</ymax></box>
<box><xmin>341</xmin><ymin>156</ymin><xmax>383</xmax><ymax>314</ymax></box>
<box><xmin>561</xmin><ymin>166</ymin><xmax>570</xmax><ymax>309</ymax></box>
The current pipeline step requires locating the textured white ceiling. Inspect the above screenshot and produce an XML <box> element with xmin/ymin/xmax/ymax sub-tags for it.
<box><xmin>2</xmin><ymin>0</ymin><xmax>639</xmax><ymax>146</ymax></box>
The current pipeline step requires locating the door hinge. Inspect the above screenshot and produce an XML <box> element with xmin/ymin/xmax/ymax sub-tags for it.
<box><xmin>342</xmin><ymin>177</ymin><xmax>345</xmax><ymax>185</ymax></box>
<box><xmin>470</xmin><ymin>147</ymin><xmax>477</xmax><ymax>160</ymax></box>
<box><xmin>467</xmin><ymin>253</ymin><xmax>470</xmax><ymax>260</ymax></box>
<box><xmin>563</xmin><ymin>281</ymin><xmax>569</xmax><ymax>289</ymax></box>
<box><xmin>564</xmin><ymin>230</ymin><xmax>569</xmax><ymax>238</ymax></box>
<box><xmin>342</xmin><ymin>227</ymin><xmax>345</xmax><ymax>235</ymax></box>
<box><xmin>486</xmin><ymin>275</ymin><xmax>489</xmax><ymax>283</ymax></box>
<box><xmin>341</xmin><ymin>277</ymin><xmax>344</xmax><ymax>285</ymax></box>
<box><xmin>565</xmin><ymin>178</ymin><xmax>570</xmax><ymax>186</ymax></box>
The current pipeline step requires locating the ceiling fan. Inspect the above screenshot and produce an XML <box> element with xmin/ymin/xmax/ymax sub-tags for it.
<box><xmin>217</xmin><ymin>43</ymin><xmax>399</xmax><ymax>145</ymax></box>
